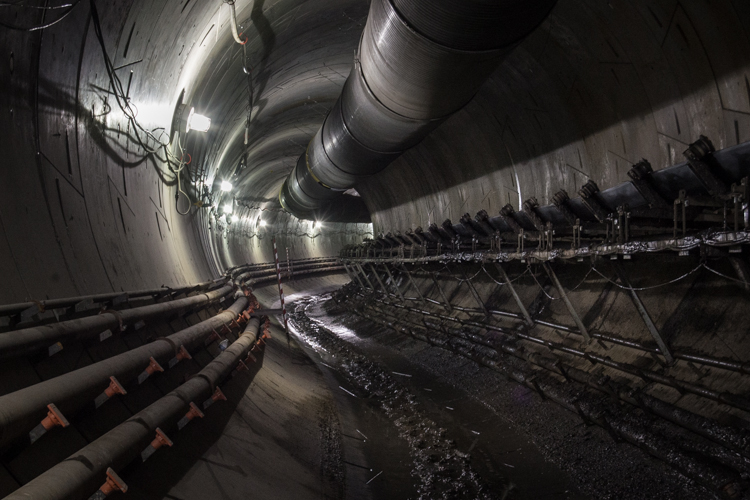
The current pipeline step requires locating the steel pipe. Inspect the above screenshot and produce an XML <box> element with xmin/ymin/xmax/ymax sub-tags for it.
<box><xmin>4</xmin><ymin>314</ymin><xmax>263</xmax><ymax>500</ymax></box>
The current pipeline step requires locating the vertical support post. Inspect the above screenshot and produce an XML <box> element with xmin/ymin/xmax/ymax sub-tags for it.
<box><xmin>462</xmin><ymin>271</ymin><xmax>490</xmax><ymax>317</ymax></box>
<box><xmin>495</xmin><ymin>264</ymin><xmax>534</xmax><ymax>327</ymax></box>
<box><xmin>286</xmin><ymin>247</ymin><xmax>292</xmax><ymax>281</ymax></box>
<box><xmin>431</xmin><ymin>274</ymin><xmax>452</xmax><ymax>313</ymax></box>
<box><xmin>381</xmin><ymin>263</ymin><xmax>405</xmax><ymax>302</ymax></box>
<box><xmin>401</xmin><ymin>264</ymin><xmax>426</xmax><ymax>305</ymax></box>
<box><xmin>613</xmin><ymin>262</ymin><xmax>675</xmax><ymax>365</ymax></box>
<box><xmin>542</xmin><ymin>262</ymin><xmax>591</xmax><ymax>342</ymax></box>
<box><xmin>272</xmin><ymin>237</ymin><xmax>288</xmax><ymax>338</ymax></box>
<box><xmin>369</xmin><ymin>263</ymin><xmax>392</xmax><ymax>300</ymax></box>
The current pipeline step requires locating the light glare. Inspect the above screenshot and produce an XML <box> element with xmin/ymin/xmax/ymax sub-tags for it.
<box><xmin>186</xmin><ymin>107</ymin><xmax>211</xmax><ymax>133</ymax></box>
<box><xmin>220</xmin><ymin>181</ymin><xmax>233</xmax><ymax>192</ymax></box>
<box><xmin>223</xmin><ymin>204</ymin><xmax>233</xmax><ymax>214</ymax></box>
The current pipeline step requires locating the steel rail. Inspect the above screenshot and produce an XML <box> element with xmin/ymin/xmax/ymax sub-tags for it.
<box><xmin>4</xmin><ymin>314</ymin><xmax>263</xmax><ymax>500</ymax></box>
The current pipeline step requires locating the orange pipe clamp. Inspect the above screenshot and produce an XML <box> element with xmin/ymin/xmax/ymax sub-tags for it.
<box><xmin>104</xmin><ymin>376</ymin><xmax>127</xmax><ymax>398</ymax></box>
<box><xmin>145</xmin><ymin>357</ymin><xmax>164</xmax><ymax>375</ymax></box>
<box><xmin>98</xmin><ymin>467</ymin><xmax>128</xmax><ymax>497</ymax></box>
<box><xmin>40</xmin><ymin>403</ymin><xmax>69</xmax><ymax>431</ymax></box>
<box><xmin>150</xmin><ymin>427</ymin><xmax>173</xmax><ymax>451</ymax></box>
<box><xmin>210</xmin><ymin>387</ymin><xmax>227</xmax><ymax>403</ymax></box>
<box><xmin>176</xmin><ymin>345</ymin><xmax>192</xmax><ymax>361</ymax></box>
<box><xmin>184</xmin><ymin>402</ymin><xmax>204</xmax><ymax>422</ymax></box>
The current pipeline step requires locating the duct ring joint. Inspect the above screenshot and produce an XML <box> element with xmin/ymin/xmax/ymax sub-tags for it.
<box><xmin>155</xmin><ymin>337</ymin><xmax>179</xmax><ymax>355</ymax></box>
<box><xmin>305</xmin><ymin>141</ymin><xmax>332</xmax><ymax>189</ymax></box>
<box><xmin>99</xmin><ymin>310</ymin><xmax>125</xmax><ymax>332</ymax></box>
<box><xmin>194</xmin><ymin>373</ymin><xmax>215</xmax><ymax>392</ymax></box>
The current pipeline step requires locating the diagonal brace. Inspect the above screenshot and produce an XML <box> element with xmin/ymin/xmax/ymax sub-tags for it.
<box><xmin>543</xmin><ymin>262</ymin><xmax>591</xmax><ymax>343</ymax></box>
<box><xmin>613</xmin><ymin>262</ymin><xmax>675</xmax><ymax>365</ymax></box>
<box><xmin>495</xmin><ymin>264</ymin><xmax>534</xmax><ymax>327</ymax></box>
<box><xmin>400</xmin><ymin>264</ymin><xmax>426</xmax><ymax>304</ymax></box>
<box><xmin>381</xmin><ymin>263</ymin><xmax>405</xmax><ymax>302</ymax></box>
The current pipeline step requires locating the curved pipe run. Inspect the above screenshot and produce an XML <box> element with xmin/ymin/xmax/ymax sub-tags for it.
<box><xmin>279</xmin><ymin>0</ymin><xmax>557</xmax><ymax>220</ymax></box>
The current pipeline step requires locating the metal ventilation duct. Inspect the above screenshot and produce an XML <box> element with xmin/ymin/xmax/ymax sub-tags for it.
<box><xmin>279</xmin><ymin>0</ymin><xmax>557</xmax><ymax>220</ymax></box>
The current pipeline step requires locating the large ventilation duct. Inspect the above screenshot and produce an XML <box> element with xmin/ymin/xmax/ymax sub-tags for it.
<box><xmin>279</xmin><ymin>0</ymin><xmax>557</xmax><ymax>220</ymax></box>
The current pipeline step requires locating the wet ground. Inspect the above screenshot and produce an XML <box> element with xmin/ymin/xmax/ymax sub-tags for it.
<box><xmin>142</xmin><ymin>273</ymin><xmax>717</xmax><ymax>500</ymax></box>
<box><xmin>283</xmin><ymin>285</ymin><xmax>719</xmax><ymax>500</ymax></box>
<box><xmin>288</xmin><ymin>293</ymin><xmax>586</xmax><ymax>500</ymax></box>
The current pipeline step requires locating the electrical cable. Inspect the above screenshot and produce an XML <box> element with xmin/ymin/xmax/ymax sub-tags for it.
<box><xmin>224</xmin><ymin>0</ymin><xmax>247</xmax><ymax>45</ymax></box>
<box><xmin>701</xmin><ymin>263</ymin><xmax>750</xmax><ymax>285</ymax></box>
<box><xmin>590</xmin><ymin>264</ymin><xmax>702</xmax><ymax>291</ymax></box>
<box><xmin>0</xmin><ymin>0</ymin><xmax>79</xmax><ymax>31</ymax></box>
<box><xmin>0</xmin><ymin>1</ymin><xmax>72</xmax><ymax>9</ymax></box>
<box><xmin>89</xmin><ymin>0</ymin><xmax>183</xmax><ymax>168</ymax></box>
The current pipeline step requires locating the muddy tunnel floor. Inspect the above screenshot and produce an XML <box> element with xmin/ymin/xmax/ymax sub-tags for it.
<box><xmin>285</xmin><ymin>291</ymin><xmax>719</xmax><ymax>500</ymax></box>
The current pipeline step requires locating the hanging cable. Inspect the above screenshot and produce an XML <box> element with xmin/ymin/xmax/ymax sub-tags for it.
<box><xmin>89</xmin><ymin>0</ymin><xmax>183</xmax><ymax>169</ymax></box>
<box><xmin>224</xmin><ymin>0</ymin><xmax>247</xmax><ymax>45</ymax></box>
<box><xmin>590</xmin><ymin>264</ymin><xmax>702</xmax><ymax>291</ymax></box>
<box><xmin>0</xmin><ymin>0</ymin><xmax>80</xmax><ymax>31</ymax></box>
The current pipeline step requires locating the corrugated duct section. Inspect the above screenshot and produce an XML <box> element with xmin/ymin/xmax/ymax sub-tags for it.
<box><xmin>278</xmin><ymin>0</ymin><xmax>558</xmax><ymax>220</ymax></box>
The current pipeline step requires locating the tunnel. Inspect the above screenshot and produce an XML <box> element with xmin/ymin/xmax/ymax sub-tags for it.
<box><xmin>1</xmin><ymin>0</ymin><xmax>750</xmax><ymax>498</ymax></box>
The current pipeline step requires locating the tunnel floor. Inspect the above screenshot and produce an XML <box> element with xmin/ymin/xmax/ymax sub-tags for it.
<box><xmin>108</xmin><ymin>275</ymin><xmax>720</xmax><ymax>499</ymax></box>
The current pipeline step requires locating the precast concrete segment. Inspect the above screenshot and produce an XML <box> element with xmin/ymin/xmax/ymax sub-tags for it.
<box><xmin>0</xmin><ymin>286</ymin><xmax>236</xmax><ymax>360</ymax></box>
<box><xmin>280</xmin><ymin>0</ymin><xmax>557</xmax><ymax>218</ymax></box>
<box><xmin>3</xmin><ymin>316</ymin><xmax>262</xmax><ymax>500</ymax></box>
<box><xmin>0</xmin><ymin>298</ymin><xmax>248</xmax><ymax>451</ymax></box>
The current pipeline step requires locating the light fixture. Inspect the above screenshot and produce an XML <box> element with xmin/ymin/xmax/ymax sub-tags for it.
<box><xmin>186</xmin><ymin>107</ymin><xmax>211</xmax><ymax>133</ymax></box>
<box><xmin>259</xmin><ymin>219</ymin><xmax>266</xmax><ymax>227</ymax></box>
<box><xmin>220</xmin><ymin>180</ymin><xmax>233</xmax><ymax>192</ymax></box>
<box><xmin>223</xmin><ymin>203</ymin><xmax>233</xmax><ymax>214</ymax></box>
<box><xmin>314</xmin><ymin>221</ymin><xmax>321</xmax><ymax>229</ymax></box>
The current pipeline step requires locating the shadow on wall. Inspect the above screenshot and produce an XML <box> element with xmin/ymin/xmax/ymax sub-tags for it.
<box><xmin>21</xmin><ymin>73</ymin><xmax>183</xmax><ymax>188</ymax></box>
<box><xmin>360</xmin><ymin>0</ymin><xmax>750</xmax><ymax>217</ymax></box>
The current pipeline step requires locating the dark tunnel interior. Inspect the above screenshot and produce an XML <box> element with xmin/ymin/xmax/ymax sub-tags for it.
<box><xmin>1</xmin><ymin>0</ymin><xmax>750</xmax><ymax>499</ymax></box>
